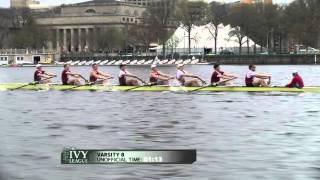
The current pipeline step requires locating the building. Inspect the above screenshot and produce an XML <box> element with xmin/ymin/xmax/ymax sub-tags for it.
<box><xmin>32</xmin><ymin>0</ymin><xmax>178</xmax><ymax>53</ymax></box>
<box><xmin>10</xmin><ymin>0</ymin><xmax>40</xmax><ymax>8</ymax></box>
<box><xmin>34</xmin><ymin>0</ymin><xmax>146</xmax><ymax>52</ymax></box>
<box><xmin>0</xmin><ymin>49</ymin><xmax>56</xmax><ymax>65</ymax></box>
<box><xmin>241</xmin><ymin>0</ymin><xmax>273</xmax><ymax>4</ymax></box>
<box><xmin>124</xmin><ymin>0</ymin><xmax>163</xmax><ymax>6</ymax></box>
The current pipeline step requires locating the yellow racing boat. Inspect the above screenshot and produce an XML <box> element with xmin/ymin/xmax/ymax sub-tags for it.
<box><xmin>0</xmin><ymin>83</ymin><xmax>319</xmax><ymax>93</ymax></box>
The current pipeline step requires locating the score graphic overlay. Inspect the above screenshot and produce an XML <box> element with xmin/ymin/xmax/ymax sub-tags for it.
<box><xmin>61</xmin><ymin>149</ymin><xmax>196</xmax><ymax>164</ymax></box>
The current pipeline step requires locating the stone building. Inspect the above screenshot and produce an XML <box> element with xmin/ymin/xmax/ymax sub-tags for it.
<box><xmin>124</xmin><ymin>0</ymin><xmax>164</xmax><ymax>6</ymax></box>
<box><xmin>34</xmin><ymin>0</ymin><xmax>146</xmax><ymax>52</ymax></box>
<box><xmin>10</xmin><ymin>0</ymin><xmax>41</xmax><ymax>8</ymax></box>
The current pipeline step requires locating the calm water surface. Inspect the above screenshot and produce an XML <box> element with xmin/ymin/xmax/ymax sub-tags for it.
<box><xmin>1</xmin><ymin>65</ymin><xmax>320</xmax><ymax>180</ymax></box>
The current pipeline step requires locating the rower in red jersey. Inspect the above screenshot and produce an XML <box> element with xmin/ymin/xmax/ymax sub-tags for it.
<box><xmin>89</xmin><ymin>63</ymin><xmax>113</xmax><ymax>85</ymax></box>
<box><xmin>61</xmin><ymin>64</ymin><xmax>86</xmax><ymax>85</ymax></box>
<box><xmin>286</xmin><ymin>71</ymin><xmax>304</xmax><ymax>88</ymax></box>
<box><xmin>34</xmin><ymin>64</ymin><xmax>56</xmax><ymax>84</ymax></box>
<box><xmin>149</xmin><ymin>64</ymin><xmax>173</xmax><ymax>85</ymax></box>
<box><xmin>211</xmin><ymin>64</ymin><xmax>237</xmax><ymax>86</ymax></box>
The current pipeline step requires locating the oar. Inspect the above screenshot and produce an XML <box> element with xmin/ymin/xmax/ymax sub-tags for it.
<box><xmin>188</xmin><ymin>84</ymin><xmax>216</xmax><ymax>92</ymax></box>
<box><xmin>135</xmin><ymin>77</ymin><xmax>147</xmax><ymax>85</ymax></box>
<box><xmin>268</xmin><ymin>77</ymin><xmax>272</xmax><ymax>86</ymax></box>
<box><xmin>78</xmin><ymin>75</ymin><xmax>89</xmax><ymax>83</ymax></box>
<box><xmin>189</xmin><ymin>77</ymin><xmax>237</xmax><ymax>92</ymax></box>
<box><xmin>124</xmin><ymin>77</ymin><xmax>150</xmax><ymax>91</ymax></box>
<box><xmin>10</xmin><ymin>76</ymin><xmax>55</xmax><ymax>91</ymax></box>
<box><xmin>193</xmin><ymin>76</ymin><xmax>207</xmax><ymax>86</ymax></box>
<box><xmin>124</xmin><ymin>83</ymin><xmax>148</xmax><ymax>92</ymax></box>
<box><xmin>62</xmin><ymin>82</ymin><xmax>94</xmax><ymax>91</ymax></box>
<box><xmin>62</xmin><ymin>76</ymin><xmax>114</xmax><ymax>91</ymax></box>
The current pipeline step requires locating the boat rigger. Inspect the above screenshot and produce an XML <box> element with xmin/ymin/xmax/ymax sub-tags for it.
<box><xmin>0</xmin><ymin>84</ymin><xmax>319</xmax><ymax>93</ymax></box>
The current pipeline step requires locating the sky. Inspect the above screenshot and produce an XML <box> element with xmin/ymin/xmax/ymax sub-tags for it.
<box><xmin>0</xmin><ymin>0</ymin><xmax>294</xmax><ymax>8</ymax></box>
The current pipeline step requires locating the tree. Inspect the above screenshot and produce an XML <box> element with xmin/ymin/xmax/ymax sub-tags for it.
<box><xmin>10</xmin><ymin>14</ymin><xmax>49</xmax><ymax>49</ymax></box>
<box><xmin>97</xmin><ymin>27</ymin><xmax>125</xmax><ymax>53</ymax></box>
<box><xmin>166</xmin><ymin>35</ymin><xmax>180</xmax><ymax>58</ymax></box>
<box><xmin>261</xmin><ymin>4</ymin><xmax>282</xmax><ymax>53</ymax></box>
<box><xmin>226</xmin><ymin>4</ymin><xmax>252</xmax><ymax>54</ymax></box>
<box><xmin>177</xmin><ymin>0</ymin><xmax>207</xmax><ymax>54</ymax></box>
<box><xmin>0</xmin><ymin>9</ymin><xmax>12</xmax><ymax>48</ymax></box>
<box><xmin>225</xmin><ymin>3</ymin><xmax>282</xmax><ymax>54</ymax></box>
<box><xmin>228</xmin><ymin>27</ymin><xmax>246</xmax><ymax>54</ymax></box>
<box><xmin>128</xmin><ymin>24</ymin><xmax>157</xmax><ymax>55</ymax></box>
<box><xmin>143</xmin><ymin>0</ymin><xmax>179</xmax><ymax>57</ymax></box>
<box><xmin>284</xmin><ymin>0</ymin><xmax>320</xmax><ymax>49</ymax></box>
<box><xmin>206</xmin><ymin>2</ymin><xmax>227</xmax><ymax>54</ymax></box>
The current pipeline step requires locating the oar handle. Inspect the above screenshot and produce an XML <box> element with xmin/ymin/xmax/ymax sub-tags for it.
<box><xmin>33</xmin><ymin>76</ymin><xmax>55</xmax><ymax>84</ymax></box>
<box><xmin>135</xmin><ymin>77</ymin><xmax>147</xmax><ymax>85</ymax></box>
<box><xmin>79</xmin><ymin>75</ymin><xmax>88</xmax><ymax>82</ymax></box>
<box><xmin>197</xmin><ymin>77</ymin><xmax>207</xmax><ymax>85</ymax></box>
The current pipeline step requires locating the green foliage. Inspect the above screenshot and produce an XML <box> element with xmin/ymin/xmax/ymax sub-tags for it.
<box><xmin>10</xmin><ymin>15</ymin><xmax>49</xmax><ymax>49</ymax></box>
<box><xmin>97</xmin><ymin>27</ymin><xmax>125</xmax><ymax>53</ymax></box>
<box><xmin>0</xmin><ymin>9</ymin><xmax>12</xmax><ymax>48</ymax></box>
<box><xmin>284</xmin><ymin>0</ymin><xmax>320</xmax><ymax>48</ymax></box>
<box><xmin>225</xmin><ymin>0</ymin><xmax>320</xmax><ymax>52</ymax></box>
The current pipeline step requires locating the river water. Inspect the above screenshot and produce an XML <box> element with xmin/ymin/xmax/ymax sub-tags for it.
<box><xmin>1</xmin><ymin>65</ymin><xmax>320</xmax><ymax>180</ymax></box>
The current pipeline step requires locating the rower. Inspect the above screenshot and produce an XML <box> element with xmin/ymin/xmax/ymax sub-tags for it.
<box><xmin>119</xmin><ymin>64</ymin><xmax>143</xmax><ymax>86</ymax></box>
<box><xmin>61</xmin><ymin>64</ymin><xmax>85</xmax><ymax>85</ymax></box>
<box><xmin>34</xmin><ymin>64</ymin><xmax>56</xmax><ymax>84</ymax></box>
<box><xmin>286</xmin><ymin>71</ymin><xmax>304</xmax><ymax>88</ymax></box>
<box><xmin>176</xmin><ymin>64</ymin><xmax>205</xmax><ymax>87</ymax></box>
<box><xmin>245</xmin><ymin>64</ymin><xmax>271</xmax><ymax>87</ymax></box>
<box><xmin>150</xmin><ymin>64</ymin><xmax>173</xmax><ymax>85</ymax></box>
<box><xmin>89</xmin><ymin>63</ymin><xmax>113</xmax><ymax>85</ymax></box>
<box><xmin>211</xmin><ymin>64</ymin><xmax>237</xmax><ymax>86</ymax></box>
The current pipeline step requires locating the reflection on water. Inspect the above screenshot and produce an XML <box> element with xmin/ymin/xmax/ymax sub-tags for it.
<box><xmin>0</xmin><ymin>65</ymin><xmax>320</xmax><ymax>180</ymax></box>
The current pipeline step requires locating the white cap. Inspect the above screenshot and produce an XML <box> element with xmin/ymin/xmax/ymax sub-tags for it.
<box><xmin>151</xmin><ymin>64</ymin><xmax>157</xmax><ymax>69</ymax></box>
<box><xmin>177</xmin><ymin>64</ymin><xmax>184</xmax><ymax>68</ymax></box>
<box><xmin>293</xmin><ymin>70</ymin><xmax>298</xmax><ymax>74</ymax></box>
<box><xmin>36</xmin><ymin>64</ymin><xmax>42</xmax><ymax>68</ymax></box>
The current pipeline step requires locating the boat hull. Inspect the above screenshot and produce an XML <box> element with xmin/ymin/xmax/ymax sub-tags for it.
<box><xmin>0</xmin><ymin>83</ymin><xmax>320</xmax><ymax>93</ymax></box>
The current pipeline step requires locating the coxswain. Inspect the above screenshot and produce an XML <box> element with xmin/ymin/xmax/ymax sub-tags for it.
<box><xmin>61</xmin><ymin>64</ymin><xmax>86</xmax><ymax>85</ymax></box>
<box><xmin>286</xmin><ymin>71</ymin><xmax>304</xmax><ymax>88</ymax></box>
<box><xmin>211</xmin><ymin>64</ymin><xmax>237</xmax><ymax>86</ymax></box>
<box><xmin>34</xmin><ymin>64</ymin><xmax>56</xmax><ymax>84</ymax></box>
<box><xmin>119</xmin><ymin>64</ymin><xmax>143</xmax><ymax>86</ymax></box>
<box><xmin>245</xmin><ymin>64</ymin><xmax>271</xmax><ymax>87</ymax></box>
<box><xmin>149</xmin><ymin>64</ymin><xmax>173</xmax><ymax>85</ymax></box>
<box><xmin>176</xmin><ymin>64</ymin><xmax>205</xmax><ymax>87</ymax></box>
<box><xmin>89</xmin><ymin>63</ymin><xmax>113</xmax><ymax>85</ymax></box>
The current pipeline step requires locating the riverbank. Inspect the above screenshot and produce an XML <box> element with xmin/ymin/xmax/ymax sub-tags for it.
<box><xmin>205</xmin><ymin>54</ymin><xmax>318</xmax><ymax>65</ymax></box>
<box><xmin>60</xmin><ymin>54</ymin><xmax>319</xmax><ymax>65</ymax></box>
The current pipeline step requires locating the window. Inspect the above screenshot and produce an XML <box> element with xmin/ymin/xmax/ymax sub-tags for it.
<box><xmin>0</xmin><ymin>57</ymin><xmax>8</xmax><ymax>61</ymax></box>
<box><xmin>85</xmin><ymin>9</ymin><xmax>96</xmax><ymax>13</ymax></box>
<box><xmin>17</xmin><ymin>57</ymin><xmax>24</xmax><ymax>61</ymax></box>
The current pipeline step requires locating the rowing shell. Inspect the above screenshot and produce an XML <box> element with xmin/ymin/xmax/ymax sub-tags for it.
<box><xmin>0</xmin><ymin>83</ymin><xmax>319</xmax><ymax>93</ymax></box>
